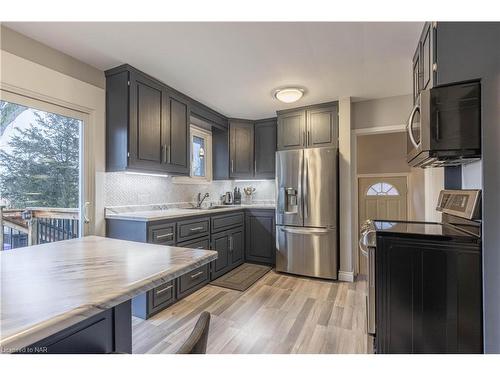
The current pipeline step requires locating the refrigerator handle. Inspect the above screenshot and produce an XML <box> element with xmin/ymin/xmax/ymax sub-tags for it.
<box><xmin>279</xmin><ymin>227</ymin><xmax>331</xmax><ymax>235</ymax></box>
<box><xmin>278</xmin><ymin>187</ymin><xmax>285</xmax><ymax>213</ymax></box>
<box><xmin>304</xmin><ymin>158</ymin><xmax>309</xmax><ymax>218</ymax></box>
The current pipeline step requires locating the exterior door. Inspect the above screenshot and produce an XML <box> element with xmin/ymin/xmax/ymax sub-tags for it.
<box><xmin>358</xmin><ymin>176</ymin><xmax>408</xmax><ymax>225</ymax></box>
<box><xmin>358</xmin><ymin>176</ymin><xmax>408</xmax><ymax>275</ymax></box>
<box><xmin>0</xmin><ymin>90</ymin><xmax>93</xmax><ymax>250</ymax></box>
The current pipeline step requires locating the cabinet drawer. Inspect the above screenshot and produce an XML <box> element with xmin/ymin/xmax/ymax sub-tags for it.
<box><xmin>149</xmin><ymin>223</ymin><xmax>176</xmax><ymax>244</ymax></box>
<box><xmin>211</xmin><ymin>211</ymin><xmax>244</xmax><ymax>233</ymax></box>
<box><xmin>177</xmin><ymin>264</ymin><xmax>210</xmax><ymax>298</ymax></box>
<box><xmin>151</xmin><ymin>280</ymin><xmax>175</xmax><ymax>308</ymax></box>
<box><xmin>177</xmin><ymin>236</ymin><xmax>210</xmax><ymax>250</ymax></box>
<box><xmin>177</xmin><ymin>217</ymin><xmax>210</xmax><ymax>242</ymax></box>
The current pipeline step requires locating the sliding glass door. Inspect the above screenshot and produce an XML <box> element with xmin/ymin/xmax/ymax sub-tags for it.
<box><xmin>0</xmin><ymin>90</ymin><xmax>92</xmax><ymax>250</ymax></box>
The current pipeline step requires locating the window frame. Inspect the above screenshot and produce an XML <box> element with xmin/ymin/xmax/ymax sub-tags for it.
<box><xmin>173</xmin><ymin>125</ymin><xmax>212</xmax><ymax>184</ymax></box>
<box><xmin>0</xmin><ymin>89</ymin><xmax>93</xmax><ymax>236</ymax></box>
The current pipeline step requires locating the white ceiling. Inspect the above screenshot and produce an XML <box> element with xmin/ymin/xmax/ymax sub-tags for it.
<box><xmin>5</xmin><ymin>22</ymin><xmax>423</xmax><ymax>119</ymax></box>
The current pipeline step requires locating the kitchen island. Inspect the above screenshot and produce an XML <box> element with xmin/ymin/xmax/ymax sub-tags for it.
<box><xmin>0</xmin><ymin>236</ymin><xmax>217</xmax><ymax>354</ymax></box>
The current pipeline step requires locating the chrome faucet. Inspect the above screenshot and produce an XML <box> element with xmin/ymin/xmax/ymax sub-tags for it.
<box><xmin>197</xmin><ymin>192</ymin><xmax>210</xmax><ymax>208</ymax></box>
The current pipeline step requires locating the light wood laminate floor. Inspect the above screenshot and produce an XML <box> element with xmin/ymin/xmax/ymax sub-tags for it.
<box><xmin>132</xmin><ymin>270</ymin><xmax>372</xmax><ymax>354</ymax></box>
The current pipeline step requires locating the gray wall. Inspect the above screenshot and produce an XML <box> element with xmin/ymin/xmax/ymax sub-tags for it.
<box><xmin>436</xmin><ymin>22</ymin><xmax>500</xmax><ymax>353</ymax></box>
<box><xmin>0</xmin><ymin>25</ymin><xmax>105</xmax><ymax>89</ymax></box>
<box><xmin>352</xmin><ymin>94</ymin><xmax>413</xmax><ymax>129</ymax></box>
<box><xmin>357</xmin><ymin>132</ymin><xmax>425</xmax><ymax>221</ymax></box>
<box><xmin>357</xmin><ymin>132</ymin><xmax>410</xmax><ymax>174</ymax></box>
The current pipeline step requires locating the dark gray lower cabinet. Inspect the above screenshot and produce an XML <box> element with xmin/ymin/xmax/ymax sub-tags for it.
<box><xmin>109</xmin><ymin>208</ymin><xmax>275</xmax><ymax>320</ymax></box>
<box><xmin>177</xmin><ymin>264</ymin><xmax>210</xmax><ymax>299</ymax></box>
<box><xmin>245</xmin><ymin>210</ymin><xmax>275</xmax><ymax>265</ymax></box>
<box><xmin>376</xmin><ymin>236</ymin><xmax>482</xmax><ymax>353</ymax></box>
<box><xmin>22</xmin><ymin>300</ymin><xmax>131</xmax><ymax>354</ymax></box>
<box><xmin>210</xmin><ymin>226</ymin><xmax>244</xmax><ymax>280</ymax></box>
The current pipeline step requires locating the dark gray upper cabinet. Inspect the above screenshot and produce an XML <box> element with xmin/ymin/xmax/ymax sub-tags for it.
<box><xmin>105</xmin><ymin>65</ymin><xmax>194</xmax><ymax>175</ymax></box>
<box><xmin>277</xmin><ymin>103</ymin><xmax>338</xmax><ymax>150</ymax></box>
<box><xmin>277</xmin><ymin>110</ymin><xmax>306</xmax><ymax>150</ymax></box>
<box><xmin>131</xmin><ymin>73</ymin><xmax>166</xmax><ymax>168</ymax></box>
<box><xmin>254</xmin><ymin>119</ymin><xmax>277</xmax><ymax>179</ymax></box>
<box><xmin>412</xmin><ymin>22</ymin><xmax>437</xmax><ymax>103</ymax></box>
<box><xmin>166</xmin><ymin>94</ymin><xmax>190</xmax><ymax>174</ymax></box>
<box><xmin>306</xmin><ymin>105</ymin><xmax>338</xmax><ymax>148</ymax></box>
<box><xmin>229</xmin><ymin>120</ymin><xmax>254</xmax><ymax>179</ymax></box>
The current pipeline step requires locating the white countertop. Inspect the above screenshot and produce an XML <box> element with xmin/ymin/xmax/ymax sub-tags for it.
<box><xmin>0</xmin><ymin>236</ymin><xmax>217</xmax><ymax>352</ymax></box>
<box><xmin>105</xmin><ymin>204</ymin><xmax>276</xmax><ymax>222</ymax></box>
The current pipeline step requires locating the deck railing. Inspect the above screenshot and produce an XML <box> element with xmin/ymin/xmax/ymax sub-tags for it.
<box><xmin>1</xmin><ymin>206</ymin><xmax>80</xmax><ymax>250</ymax></box>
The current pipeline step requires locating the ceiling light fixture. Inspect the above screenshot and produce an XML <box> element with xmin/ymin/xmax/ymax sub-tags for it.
<box><xmin>274</xmin><ymin>87</ymin><xmax>305</xmax><ymax>103</ymax></box>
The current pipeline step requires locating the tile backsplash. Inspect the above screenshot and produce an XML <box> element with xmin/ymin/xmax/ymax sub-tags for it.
<box><xmin>103</xmin><ymin>172</ymin><xmax>275</xmax><ymax>207</ymax></box>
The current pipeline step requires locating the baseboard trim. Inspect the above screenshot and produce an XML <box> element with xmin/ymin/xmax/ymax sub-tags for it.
<box><xmin>338</xmin><ymin>270</ymin><xmax>355</xmax><ymax>282</ymax></box>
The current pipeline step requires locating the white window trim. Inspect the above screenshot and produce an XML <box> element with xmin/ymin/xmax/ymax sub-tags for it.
<box><xmin>172</xmin><ymin>125</ymin><xmax>212</xmax><ymax>185</ymax></box>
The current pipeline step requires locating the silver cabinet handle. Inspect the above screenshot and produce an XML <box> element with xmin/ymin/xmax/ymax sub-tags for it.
<box><xmin>229</xmin><ymin>236</ymin><xmax>233</xmax><ymax>252</ymax></box>
<box><xmin>156</xmin><ymin>285</ymin><xmax>173</xmax><ymax>294</ymax></box>
<box><xmin>231</xmin><ymin>159</ymin><xmax>234</xmax><ymax>173</ymax></box>
<box><xmin>189</xmin><ymin>226</ymin><xmax>205</xmax><ymax>232</ymax></box>
<box><xmin>190</xmin><ymin>271</ymin><xmax>204</xmax><ymax>279</ymax></box>
<box><xmin>156</xmin><ymin>233</ymin><xmax>173</xmax><ymax>239</ymax></box>
<box><xmin>254</xmin><ymin>159</ymin><xmax>257</xmax><ymax>174</ymax></box>
<box><xmin>303</xmin><ymin>130</ymin><xmax>306</xmax><ymax>146</ymax></box>
<box><xmin>167</xmin><ymin>145</ymin><xmax>171</xmax><ymax>164</ymax></box>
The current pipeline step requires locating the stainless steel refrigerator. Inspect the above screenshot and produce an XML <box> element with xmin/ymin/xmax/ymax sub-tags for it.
<box><xmin>275</xmin><ymin>147</ymin><xmax>338</xmax><ymax>279</ymax></box>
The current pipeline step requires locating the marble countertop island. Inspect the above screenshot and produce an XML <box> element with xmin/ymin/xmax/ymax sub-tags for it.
<box><xmin>0</xmin><ymin>236</ymin><xmax>217</xmax><ymax>352</ymax></box>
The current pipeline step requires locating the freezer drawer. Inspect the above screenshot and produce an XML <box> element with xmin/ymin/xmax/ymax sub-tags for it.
<box><xmin>276</xmin><ymin>226</ymin><xmax>338</xmax><ymax>279</ymax></box>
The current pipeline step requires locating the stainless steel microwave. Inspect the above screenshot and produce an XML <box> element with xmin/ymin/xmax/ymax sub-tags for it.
<box><xmin>407</xmin><ymin>81</ymin><xmax>481</xmax><ymax>168</ymax></box>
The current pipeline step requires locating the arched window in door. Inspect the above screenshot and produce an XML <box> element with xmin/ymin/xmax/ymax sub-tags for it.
<box><xmin>366</xmin><ymin>182</ymin><xmax>400</xmax><ymax>196</ymax></box>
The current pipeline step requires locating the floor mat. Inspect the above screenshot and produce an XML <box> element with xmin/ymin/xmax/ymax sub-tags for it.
<box><xmin>210</xmin><ymin>263</ymin><xmax>271</xmax><ymax>291</ymax></box>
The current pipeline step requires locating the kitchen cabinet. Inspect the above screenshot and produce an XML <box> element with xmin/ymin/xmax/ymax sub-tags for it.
<box><xmin>165</xmin><ymin>94</ymin><xmax>190</xmax><ymax>174</ymax></box>
<box><xmin>105</xmin><ymin>65</ymin><xmax>189</xmax><ymax>175</ymax></box>
<box><xmin>412</xmin><ymin>22</ymin><xmax>437</xmax><ymax>103</ymax></box>
<box><xmin>277</xmin><ymin>103</ymin><xmax>338</xmax><ymax>150</ymax></box>
<box><xmin>215</xmin><ymin>118</ymin><xmax>276</xmax><ymax>180</ymax></box>
<box><xmin>245</xmin><ymin>209</ymin><xmax>275</xmax><ymax>265</ymax></box>
<box><xmin>107</xmin><ymin>208</ymin><xmax>275</xmax><ymax>319</ymax></box>
<box><xmin>210</xmin><ymin>227</ymin><xmax>244</xmax><ymax>279</ymax></box>
<box><xmin>254</xmin><ymin>119</ymin><xmax>277</xmax><ymax>179</ymax></box>
<box><xmin>229</xmin><ymin>120</ymin><xmax>254</xmax><ymax>178</ymax></box>
<box><xmin>306</xmin><ymin>105</ymin><xmax>338</xmax><ymax>148</ymax></box>
<box><xmin>376</xmin><ymin>236</ymin><xmax>482</xmax><ymax>354</ymax></box>
<box><xmin>277</xmin><ymin>110</ymin><xmax>306</xmax><ymax>150</ymax></box>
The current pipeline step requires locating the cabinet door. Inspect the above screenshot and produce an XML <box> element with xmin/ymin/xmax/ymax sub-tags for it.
<box><xmin>306</xmin><ymin>106</ymin><xmax>338</xmax><ymax>148</ymax></box>
<box><xmin>166</xmin><ymin>94</ymin><xmax>190</xmax><ymax>175</ymax></box>
<box><xmin>211</xmin><ymin>231</ymin><xmax>231</xmax><ymax>279</ymax></box>
<box><xmin>254</xmin><ymin>119</ymin><xmax>277</xmax><ymax>179</ymax></box>
<box><xmin>277</xmin><ymin>110</ymin><xmax>306</xmax><ymax>150</ymax></box>
<box><xmin>421</xmin><ymin>22</ymin><xmax>434</xmax><ymax>91</ymax></box>
<box><xmin>229</xmin><ymin>120</ymin><xmax>254</xmax><ymax>179</ymax></box>
<box><xmin>229</xmin><ymin>227</ymin><xmax>244</xmax><ymax>266</ymax></box>
<box><xmin>129</xmin><ymin>72</ymin><xmax>168</xmax><ymax>172</ymax></box>
<box><xmin>245</xmin><ymin>210</ymin><xmax>275</xmax><ymax>265</ymax></box>
<box><xmin>412</xmin><ymin>44</ymin><xmax>421</xmax><ymax>104</ymax></box>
